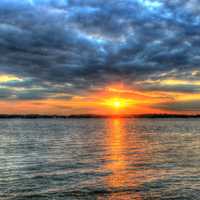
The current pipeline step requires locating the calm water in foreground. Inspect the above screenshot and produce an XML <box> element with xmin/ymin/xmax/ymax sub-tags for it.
<box><xmin>0</xmin><ymin>118</ymin><xmax>200</xmax><ymax>200</ymax></box>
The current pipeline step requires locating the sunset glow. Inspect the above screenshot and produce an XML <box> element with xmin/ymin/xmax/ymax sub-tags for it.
<box><xmin>0</xmin><ymin>83</ymin><xmax>195</xmax><ymax>115</ymax></box>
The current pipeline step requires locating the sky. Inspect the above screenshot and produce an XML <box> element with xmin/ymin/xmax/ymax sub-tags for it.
<box><xmin>0</xmin><ymin>0</ymin><xmax>200</xmax><ymax>115</ymax></box>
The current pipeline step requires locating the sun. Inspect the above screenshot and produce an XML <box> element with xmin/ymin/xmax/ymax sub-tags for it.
<box><xmin>104</xmin><ymin>98</ymin><xmax>127</xmax><ymax>110</ymax></box>
<box><xmin>113</xmin><ymin>100</ymin><xmax>122</xmax><ymax>108</ymax></box>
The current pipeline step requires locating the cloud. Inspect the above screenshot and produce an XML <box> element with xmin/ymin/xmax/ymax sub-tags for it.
<box><xmin>154</xmin><ymin>100</ymin><xmax>200</xmax><ymax>112</ymax></box>
<box><xmin>0</xmin><ymin>0</ymin><xmax>200</xmax><ymax>104</ymax></box>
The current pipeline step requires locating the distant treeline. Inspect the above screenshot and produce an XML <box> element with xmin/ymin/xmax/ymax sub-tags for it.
<box><xmin>0</xmin><ymin>114</ymin><xmax>67</xmax><ymax>119</ymax></box>
<box><xmin>0</xmin><ymin>114</ymin><xmax>200</xmax><ymax>119</ymax></box>
<box><xmin>68</xmin><ymin>114</ymin><xmax>200</xmax><ymax>118</ymax></box>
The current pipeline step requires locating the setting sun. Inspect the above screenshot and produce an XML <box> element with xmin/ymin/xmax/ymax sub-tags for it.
<box><xmin>113</xmin><ymin>101</ymin><xmax>121</xmax><ymax>108</ymax></box>
<box><xmin>103</xmin><ymin>98</ymin><xmax>130</xmax><ymax>110</ymax></box>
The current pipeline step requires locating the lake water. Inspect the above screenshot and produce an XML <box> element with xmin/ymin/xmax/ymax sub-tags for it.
<box><xmin>0</xmin><ymin>118</ymin><xmax>200</xmax><ymax>200</ymax></box>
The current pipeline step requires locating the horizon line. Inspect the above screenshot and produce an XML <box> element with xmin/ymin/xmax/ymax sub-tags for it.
<box><xmin>0</xmin><ymin>113</ymin><xmax>200</xmax><ymax>119</ymax></box>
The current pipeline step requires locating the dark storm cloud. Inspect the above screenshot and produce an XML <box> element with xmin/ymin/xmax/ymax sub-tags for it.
<box><xmin>0</xmin><ymin>87</ymin><xmax>13</xmax><ymax>99</ymax></box>
<box><xmin>0</xmin><ymin>0</ymin><xmax>200</xmax><ymax>102</ymax></box>
<box><xmin>154</xmin><ymin>100</ymin><xmax>200</xmax><ymax>112</ymax></box>
<box><xmin>142</xmin><ymin>84</ymin><xmax>200</xmax><ymax>93</ymax></box>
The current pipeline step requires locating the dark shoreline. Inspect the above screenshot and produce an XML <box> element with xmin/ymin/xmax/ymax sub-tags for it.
<box><xmin>0</xmin><ymin>114</ymin><xmax>200</xmax><ymax>119</ymax></box>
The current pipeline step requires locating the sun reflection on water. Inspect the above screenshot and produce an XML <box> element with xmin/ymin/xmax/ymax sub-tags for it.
<box><xmin>106</xmin><ymin>119</ymin><xmax>128</xmax><ymax>187</ymax></box>
<box><xmin>102</xmin><ymin>118</ymin><xmax>146</xmax><ymax>199</ymax></box>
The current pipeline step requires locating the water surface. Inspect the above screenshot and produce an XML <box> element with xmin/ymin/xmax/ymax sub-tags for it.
<box><xmin>0</xmin><ymin>118</ymin><xmax>200</xmax><ymax>199</ymax></box>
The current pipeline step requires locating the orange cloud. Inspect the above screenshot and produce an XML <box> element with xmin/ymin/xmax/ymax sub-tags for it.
<box><xmin>0</xmin><ymin>83</ymin><xmax>199</xmax><ymax>115</ymax></box>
